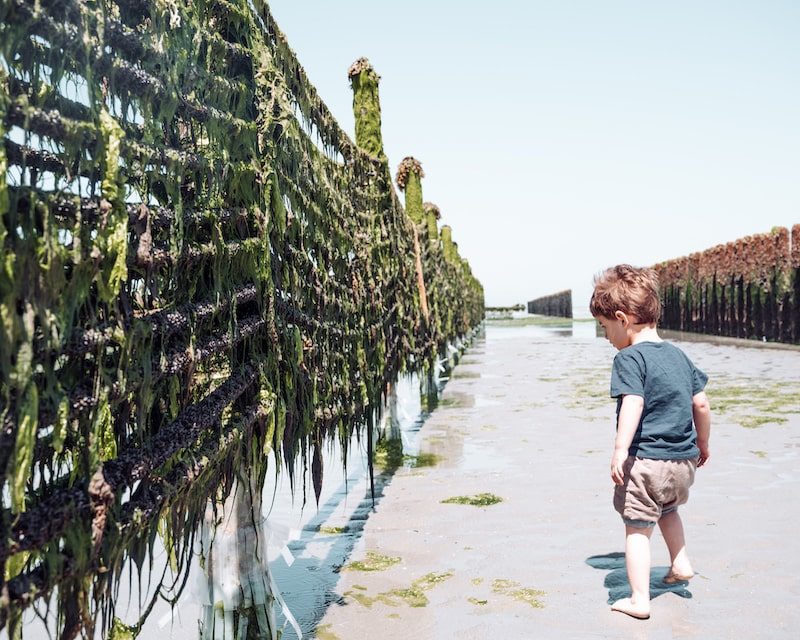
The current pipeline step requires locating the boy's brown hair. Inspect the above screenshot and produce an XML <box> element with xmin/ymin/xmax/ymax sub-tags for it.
<box><xmin>590</xmin><ymin>264</ymin><xmax>662</xmax><ymax>324</ymax></box>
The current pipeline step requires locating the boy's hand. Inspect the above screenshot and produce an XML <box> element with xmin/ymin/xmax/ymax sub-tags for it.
<box><xmin>692</xmin><ymin>392</ymin><xmax>711</xmax><ymax>468</ymax></box>
<box><xmin>697</xmin><ymin>441</ymin><xmax>710</xmax><ymax>467</ymax></box>
<box><xmin>610</xmin><ymin>448</ymin><xmax>628</xmax><ymax>485</ymax></box>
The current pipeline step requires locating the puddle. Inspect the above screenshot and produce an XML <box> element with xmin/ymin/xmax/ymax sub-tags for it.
<box><xmin>474</xmin><ymin>395</ymin><xmax>502</xmax><ymax>408</ymax></box>
<box><xmin>455</xmin><ymin>439</ymin><xmax>513</xmax><ymax>473</ymax></box>
<box><xmin>439</xmin><ymin>391</ymin><xmax>476</xmax><ymax>408</ymax></box>
<box><xmin>452</xmin><ymin>369</ymin><xmax>481</xmax><ymax>379</ymax></box>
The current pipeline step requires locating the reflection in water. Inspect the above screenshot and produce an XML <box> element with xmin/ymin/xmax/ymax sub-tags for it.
<box><xmin>486</xmin><ymin>319</ymin><xmax>600</xmax><ymax>342</ymax></box>
<box><xmin>438</xmin><ymin>390</ymin><xmax>476</xmax><ymax>409</ymax></box>
<box><xmin>271</xmin><ymin>361</ymin><xmax>459</xmax><ymax>638</ymax></box>
<box><xmin>199</xmin><ymin>466</ymin><xmax>279</xmax><ymax>639</ymax></box>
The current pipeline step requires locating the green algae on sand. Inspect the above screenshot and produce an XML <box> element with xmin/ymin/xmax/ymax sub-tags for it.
<box><xmin>739</xmin><ymin>415</ymin><xmax>787</xmax><ymax>429</ymax></box>
<box><xmin>314</xmin><ymin>623</ymin><xmax>341</xmax><ymax>640</ymax></box>
<box><xmin>441</xmin><ymin>493</ymin><xmax>502</xmax><ymax>506</ymax></box>
<box><xmin>706</xmin><ymin>378</ymin><xmax>800</xmax><ymax>428</ymax></box>
<box><xmin>345</xmin><ymin>571</ymin><xmax>454</xmax><ymax>608</ymax></box>
<box><xmin>343</xmin><ymin>551</ymin><xmax>401</xmax><ymax>572</ymax></box>
<box><xmin>492</xmin><ymin>578</ymin><xmax>546</xmax><ymax>608</ymax></box>
<box><xmin>320</xmin><ymin>525</ymin><xmax>349</xmax><ymax>535</ymax></box>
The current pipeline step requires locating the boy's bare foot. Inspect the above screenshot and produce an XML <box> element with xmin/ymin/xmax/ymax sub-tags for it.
<box><xmin>664</xmin><ymin>568</ymin><xmax>694</xmax><ymax>584</ymax></box>
<box><xmin>611</xmin><ymin>597</ymin><xmax>650</xmax><ymax>620</ymax></box>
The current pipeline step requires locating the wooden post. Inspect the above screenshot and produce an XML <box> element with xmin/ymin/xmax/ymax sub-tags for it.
<box><xmin>348</xmin><ymin>58</ymin><xmax>385</xmax><ymax>158</ymax></box>
<box><xmin>396</xmin><ymin>157</ymin><xmax>429</xmax><ymax>320</ymax></box>
<box><xmin>440</xmin><ymin>225</ymin><xmax>455</xmax><ymax>263</ymax></box>
<box><xmin>423</xmin><ymin>202</ymin><xmax>440</xmax><ymax>245</ymax></box>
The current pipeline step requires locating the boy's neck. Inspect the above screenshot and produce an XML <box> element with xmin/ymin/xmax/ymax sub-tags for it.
<box><xmin>630</xmin><ymin>323</ymin><xmax>662</xmax><ymax>346</ymax></box>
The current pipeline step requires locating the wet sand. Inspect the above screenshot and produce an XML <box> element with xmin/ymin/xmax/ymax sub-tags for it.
<box><xmin>314</xmin><ymin>322</ymin><xmax>800</xmax><ymax>639</ymax></box>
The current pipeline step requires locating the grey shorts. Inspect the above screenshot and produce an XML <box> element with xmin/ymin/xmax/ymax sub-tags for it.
<box><xmin>613</xmin><ymin>456</ymin><xmax>697</xmax><ymax>528</ymax></box>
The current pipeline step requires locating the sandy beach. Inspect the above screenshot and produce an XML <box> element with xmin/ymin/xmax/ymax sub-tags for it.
<box><xmin>308</xmin><ymin>320</ymin><xmax>800</xmax><ymax>639</ymax></box>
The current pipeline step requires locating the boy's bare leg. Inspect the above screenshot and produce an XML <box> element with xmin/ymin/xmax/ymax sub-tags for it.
<box><xmin>658</xmin><ymin>510</ymin><xmax>694</xmax><ymax>580</ymax></box>
<box><xmin>611</xmin><ymin>525</ymin><xmax>653</xmax><ymax>619</ymax></box>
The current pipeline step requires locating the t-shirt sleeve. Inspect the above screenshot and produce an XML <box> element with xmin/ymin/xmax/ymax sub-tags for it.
<box><xmin>610</xmin><ymin>351</ymin><xmax>645</xmax><ymax>398</ymax></box>
<box><xmin>691</xmin><ymin>363</ymin><xmax>708</xmax><ymax>394</ymax></box>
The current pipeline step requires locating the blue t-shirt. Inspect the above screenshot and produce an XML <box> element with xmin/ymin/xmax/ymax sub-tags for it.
<box><xmin>610</xmin><ymin>341</ymin><xmax>708</xmax><ymax>460</ymax></box>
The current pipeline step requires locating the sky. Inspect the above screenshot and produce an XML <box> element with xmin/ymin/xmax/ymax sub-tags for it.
<box><xmin>267</xmin><ymin>0</ymin><xmax>800</xmax><ymax>313</ymax></box>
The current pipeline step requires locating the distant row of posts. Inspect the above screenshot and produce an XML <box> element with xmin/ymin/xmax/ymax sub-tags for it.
<box><xmin>527</xmin><ymin>289</ymin><xmax>573</xmax><ymax>318</ymax></box>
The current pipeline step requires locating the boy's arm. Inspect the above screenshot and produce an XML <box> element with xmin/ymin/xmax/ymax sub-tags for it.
<box><xmin>692</xmin><ymin>391</ymin><xmax>711</xmax><ymax>467</ymax></box>
<box><xmin>611</xmin><ymin>394</ymin><xmax>644</xmax><ymax>485</ymax></box>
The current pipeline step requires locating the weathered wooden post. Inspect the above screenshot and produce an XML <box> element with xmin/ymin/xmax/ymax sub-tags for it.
<box><xmin>396</xmin><ymin>157</ymin><xmax>430</xmax><ymax>320</ymax></box>
<box><xmin>397</xmin><ymin>157</ymin><xmax>425</xmax><ymax>224</ymax></box>
<box><xmin>423</xmin><ymin>202</ymin><xmax>440</xmax><ymax>245</ymax></box>
<box><xmin>199</xmin><ymin>466</ymin><xmax>277</xmax><ymax>640</ymax></box>
<box><xmin>348</xmin><ymin>58</ymin><xmax>385</xmax><ymax>159</ymax></box>
<box><xmin>348</xmin><ymin>58</ymin><xmax>406</xmax><ymax>463</ymax></box>
<box><xmin>440</xmin><ymin>225</ymin><xmax>455</xmax><ymax>263</ymax></box>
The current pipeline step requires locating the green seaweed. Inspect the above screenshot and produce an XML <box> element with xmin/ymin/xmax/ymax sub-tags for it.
<box><xmin>109</xmin><ymin>618</ymin><xmax>138</xmax><ymax>640</ymax></box>
<box><xmin>320</xmin><ymin>526</ymin><xmax>348</xmax><ymax>535</ymax></box>
<box><xmin>441</xmin><ymin>493</ymin><xmax>503</xmax><ymax>507</ymax></box>
<box><xmin>738</xmin><ymin>415</ymin><xmax>787</xmax><ymax>429</ymax></box>
<box><xmin>9</xmin><ymin>384</ymin><xmax>38</xmax><ymax>513</ymax></box>
<box><xmin>314</xmin><ymin>623</ymin><xmax>341</xmax><ymax>640</ymax></box>
<box><xmin>707</xmin><ymin>378</ymin><xmax>800</xmax><ymax>428</ymax></box>
<box><xmin>343</xmin><ymin>551</ymin><xmax>402</xmax><ymax>572</ymax></box>
<box><xmin>347</xmin><ymin>571</ymin><xmax>454</xmax><ymax>608</ymax></box>
<box><xmin>492</xmin><ymin>578</ymin><xmax>546</xmax><ymax>608</ymax></box>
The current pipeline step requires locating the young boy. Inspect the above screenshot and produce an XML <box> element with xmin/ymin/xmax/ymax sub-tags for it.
<box><xmin>590</xmin><ymin>264</ymin><xmax>712</xmax><ymax>620</ymax></box>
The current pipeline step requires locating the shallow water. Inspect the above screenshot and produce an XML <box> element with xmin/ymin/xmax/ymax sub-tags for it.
<box><xmin>314</xmin><ymin>320</ymin><xmax>800</xmax><ymax>639</ymax></box>
<box><xmin>17</xmin><ymin>319</ymin><xmax>799</xmax><ymax>639</ymax></box>
<box><xmin>14</xmin><ymin>368</ymin><xmax>446</xmax><ymax>640</ymax></box>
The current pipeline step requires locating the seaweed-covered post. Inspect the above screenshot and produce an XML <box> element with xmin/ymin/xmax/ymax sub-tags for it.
<box><xmin>348</xmin><ymin>58</ymin><xmax>385</xmax><ymax>158</ymax></box>
<box><xmin>396</xmin><ymin>157</ymin><xmax>429</xmax><ymax>320</ymax></box>
<box><xmin>397</xmin><ymin>157</ymin><xmax>425</xmax><ymax>224</ymax></box>
<box><xmin>423</xmin><ymin>202</ymin><xmax>440</xmax><ymax>246</ymax></box>
<box><xmin>347</xmin><ymin>58</ymin><xmax>406</xmax><ymax>456</ymax></box>
<box><xmin>421</xmin><ymin>202</ymin><xmax>442</xmax><ymax>330</ymax></box>
<box><xmin>440</xmin><ymin>225</ymin><xmax>455</xmax><ymax>263</ymax></box>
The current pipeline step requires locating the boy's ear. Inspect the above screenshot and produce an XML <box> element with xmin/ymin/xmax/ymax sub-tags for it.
<box><xmin>614</xmin><ymin>310</ymin><xmax>628</xmax><ymax>325</ymax></box>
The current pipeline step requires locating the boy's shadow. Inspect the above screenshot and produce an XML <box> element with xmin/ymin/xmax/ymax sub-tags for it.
<box><xmin>586</xmin><ymin>552</ymin><xmax>693</xmax><ymax>604</ymax></box>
